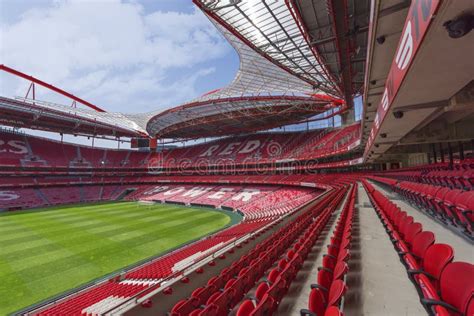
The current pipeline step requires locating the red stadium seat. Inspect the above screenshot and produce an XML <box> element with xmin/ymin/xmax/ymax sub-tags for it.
<box><xmin>421</xmin><ymin>262</ymin><xmax>474</xmax><ymax>315</ymax></box>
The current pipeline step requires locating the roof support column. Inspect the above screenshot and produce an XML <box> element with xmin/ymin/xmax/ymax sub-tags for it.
<box><xmin>328</xmin><ymin>0</ymin><xmax>354</xmax><ymax>108</ymax></box>
<box><xmin>341</xmin><ymin>107</ymin><xmax>355</xmax><ymax>125</ymax></box>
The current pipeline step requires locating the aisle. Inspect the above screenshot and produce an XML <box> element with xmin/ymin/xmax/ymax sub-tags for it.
<box><xmin>342</xmin><ymin>182</ymin><xmax>425</xmax><ymax>316</ymax></box>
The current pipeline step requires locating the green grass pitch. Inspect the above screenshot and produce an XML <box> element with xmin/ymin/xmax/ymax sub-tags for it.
<box><xmin>0</xmin><ymin>202</ymin><xmax>232</xmax><ymax>314</ymax></box>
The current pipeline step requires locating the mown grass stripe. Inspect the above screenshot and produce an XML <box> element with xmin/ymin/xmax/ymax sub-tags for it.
<box><xmin>0</xmin><ymin>237</ymin><xmax>54</xmax><ymax>255</ymax></box>
<box><xmin>6</xmin><ymin>203</ymin><xmax>180</xmax><ymax>229</ymax></box>
<box><xmin>0</xmin><ymin>202</ymin><xmax>144</xmax><ymax>228</ymax></box>
<box><xmin>0</xmin><ymin>206</ymin><xmax>201</xmax><ymax>248</ymax></box>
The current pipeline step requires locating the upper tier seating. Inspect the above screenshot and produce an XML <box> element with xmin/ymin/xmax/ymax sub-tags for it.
<box><xmin>0</xmin><ymin>125</ymin><xmax>361</xmax><ymax>171</ymax></box>
<box><xmin>0</xmin><ymin>131</ymin><xmax>149</xmax><ymax>169</ymax></box>
<box><xmin>376</xmin><ymin>161</ymin><xmax>474</xmax><ymax>191</ymax></box>
<box><xmin>368</xmin><ymin>175</ymin><xmax>474</xmax><ymax>238</ymax></box>
<box><xmin>0</xmin><ymin>133</ymin><xmax>33</xmax><ymax>166</ymax></box>
<box><xmin>290</xmin><ymin>123</ymin><xmax>360</xmax><ymax>160</ymax></box>
<box><xmin>363</xmin><ymin>180</ymin><xmax>474</xmax><ymax>315</ymax></box>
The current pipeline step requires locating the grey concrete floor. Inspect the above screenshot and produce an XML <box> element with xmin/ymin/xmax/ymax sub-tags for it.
<box><xmin>342</xmin><ymin>182</ymin><xmax>426</xmax><ymax>316</ymax></box>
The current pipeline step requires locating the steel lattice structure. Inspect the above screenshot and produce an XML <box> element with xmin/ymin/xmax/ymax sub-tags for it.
<box><xmin>146</xmin><ymin>18</ymin><xmax>344</xmax><ymax>139</ymax></box>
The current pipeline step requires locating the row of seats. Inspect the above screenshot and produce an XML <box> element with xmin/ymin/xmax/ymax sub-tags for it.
<box><xmin>363</xmin><ymin>180</ymin><xmax>474</xmax><ymax>315</ymax></box>
<box><xmin>125</xmin><ymin>221</ymin><xmax>270</xmax><ymax>280</ymax></box>
<box><xmin>36</xmin><ymin>282</ymin><xmax>148</xmax><ymax>316</ymax></box>
<box><xmin>367</xmin><ymin>175</ymin><xmax>398</xmax><ymax>187</ymax></box>
<box><xmin>300</xmin><ymin>184</ymin><xmax>357</xmax><ymax>316</ymax></box>
<box><xmin>168</xmin><ymin>187</ymin><xmax>347</xmax><ymax>316</ymax></box>
<box><xmin>394</xmin><ymin>181</ymin><xmax>474</xmax><ymax>236</ymax></box>
<box><xmin>378</xmin><ymin>161</ymin><xmax>474</xmax><ymax>191</ymax></box>
<box><xmin>234</xmin><ymin>188</ymin><xmax>348</xmax><ymax>316</ymax></box>
<box><xmin>367</xmin><ymin>176</ymin><xmax>474</xmax><ymax>238</ymax></box>
<box><xmin>423</xmin><ymin>170</ymin><xmax>473</xmax><ymax>190</ymax></box>
<box><xmin>368</xmin><ymin>176</ymin><xmax>474</xmax><ymax>238</ymax></box>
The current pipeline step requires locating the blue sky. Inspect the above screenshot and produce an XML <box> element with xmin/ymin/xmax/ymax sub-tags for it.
<box><xmin>0</xmin><ymin>0</ymin><xmax>239</xmax><ymax>114</ymax></box>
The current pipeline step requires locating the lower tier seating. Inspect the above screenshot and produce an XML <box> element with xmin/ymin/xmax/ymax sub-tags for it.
<box><xmin>34</xmin><ymin>185</ymin><xmax>346</xmax><ymax>315</ymax></box>
<box><xmin>0</xmin><ymin>185</ymin><xmax>129</xmax><ymax>210</ymax></box>
<box><xmin>127</xmin><ymin>184</ymin><xmax>321</xmax><ymax>221</ymax></box>
<box><xmin>35</xmin><ymin>218</ymin><xmax>275</xmax><ymax>315</ymax></box>
<box><xmin>169</xmin><ymin>186</ymin><xmax>348</xmax><ymax>316</ymax></box>
<box><xmin>20</xmin><ymin>177</ymin><xmax>473</xmax><ymax>316</ymax></box>
<box><xmin>300</xmin><ymin>184</ymin><xmax>357</xmax><ymax>316</ymax></box>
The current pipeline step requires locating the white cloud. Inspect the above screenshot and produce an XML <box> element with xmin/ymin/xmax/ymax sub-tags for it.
<box><xmin>0</xmin><ymin>0</ymin><xmax>231</xmax><ymax>113</ymax></box>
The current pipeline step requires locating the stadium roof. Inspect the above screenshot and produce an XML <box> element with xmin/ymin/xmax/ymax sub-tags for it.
<box><xmin>147</xmin><ymin>95</ymin><xmax>341</xmax><ymax>139</ymax></box>
<box><xmin>193</xmin><ymin>0</ymin><xmax>370</xmax><ymax>104</ymax></box>
<box><xmin>0</xmin><ymin>96</ymin><xmax>148</xmax><ymax>138</ymax></box>
<box><xmin>1</xmin><ymin>1</ymin><xmax>371</xmax><ymax>139</ymax></box>
<box><xmin>146</xmin><ymin>18</ymin><xmax>345</xmax><ymax>139</ymax></box>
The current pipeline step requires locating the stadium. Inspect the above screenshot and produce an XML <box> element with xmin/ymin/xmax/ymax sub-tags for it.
<box><xmin>0</xmin><ymin>0</ymin><xmax>473</xmax><ymax>315</ymax></box>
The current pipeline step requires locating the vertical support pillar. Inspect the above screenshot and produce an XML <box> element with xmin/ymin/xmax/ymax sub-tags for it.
<box><xmin>459</xmin><ymin>141</ymin><xmax>464</xmax><ymax>161</ymax></box>
<box><xmin>341</xmin><ymin>108</ymin><xmax>355</xmax><ymax>125</ymax></box>
<box><xmin>439</xmin><ymin>143</ymin><xmax>445</xmax><ymax>163</ymax></box>
<box><xmin>447</xmin><ymin>142</ymin><xmax>453</xmax><ymax>167</ymax></box>
<box><xmin>432</xmin><ymin>143</ymin><xmax>437</xmax><ymax>163</ymax></box>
